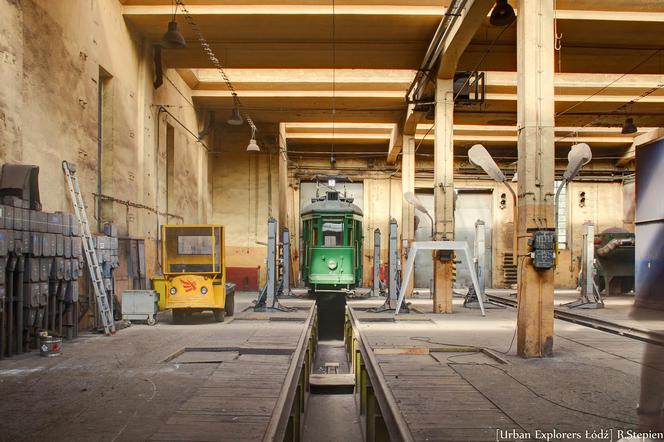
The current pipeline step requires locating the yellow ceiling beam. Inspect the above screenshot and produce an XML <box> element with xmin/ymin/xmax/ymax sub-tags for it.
<box><xmin>438</xmin><ymin>0</ymin><xmax>495</xmax><ymax>79</ymax></box>
<box><xmin>191</xmin><ymin>90</ymin><xmax>404</xmax><ymax>98</ymax></box>
<box><xmin>484</xmin><ymin>71</ymin><xmax>664</xmax><ymax>88</ymax></box>
<box><xmin>122</xmin><ymin>5</ymin><xmax>444</xmax><ymax>16</ymax></box>
<box><xmin>193</xmin><ymin>69</ymin><xmax>416</xmax><ymax>84</ymax></box>
<box><xmin>617</xmin><ymin>127</ymin><xmax>664</xmax><ymax>166</ymax></box>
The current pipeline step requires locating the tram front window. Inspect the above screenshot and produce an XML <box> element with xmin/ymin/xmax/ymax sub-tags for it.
<box><xmin>322</xmin><ymin>222</ymin><xmax>344</xmax><ymax>246</ymax></box>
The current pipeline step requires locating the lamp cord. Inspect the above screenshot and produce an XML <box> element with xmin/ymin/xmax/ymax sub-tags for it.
<box><xmin>175</xmin><ymin>0</ymin><xmax>257</xmax><ymax>133</ymax></box>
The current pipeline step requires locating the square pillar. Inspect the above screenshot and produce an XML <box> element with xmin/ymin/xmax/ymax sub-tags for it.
<box><xmin>278</xmin><ymin>123</ymin><xmax>289</xmax><ymax>230</ymax></box>
<box><xmin>278</xmin><ymin>123</ymin><xmax>294</xmax><ymax>281</ymax></box>
<box><xmin>516</xmin><ymin>0</ymin><xmax>556</xmax><ymax>357</ymax></box>
<box><xmin>433</xmin><ymin>79</ymin><xmax>454</xmax><ymax>313</ymax></box>
<box><xmin>401</xmin><ymin>134</ymin><xmax>415</xmax><ymax>297</ymax></box>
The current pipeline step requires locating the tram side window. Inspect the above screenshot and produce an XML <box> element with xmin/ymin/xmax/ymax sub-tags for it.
<box><xmin>322</xmin><ymin>222</ymin><xmax>344</xmax><ymax>246</ymax></box>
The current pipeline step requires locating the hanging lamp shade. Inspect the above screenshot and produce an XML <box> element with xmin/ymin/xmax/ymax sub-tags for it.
<box><xmin>161</xmin><ymin>21</ymin><xmax>186</xmax><ymax>49</ymax></box>
<box><xmin>621</xmin><ymin>117</ymin><xmax>637</xmax><ymax>134</ymax></box>
<box><xmin>246</xmin><ymin>138</ymin><xmax>260</xmax><ymax>152</ymax></box>
<box><xmin>489</xmin><ymin>0</ymin><xmax>516</xmax><ymax>27</ymax></box>
<box><xmin>227</xmin><ymin>106</ymin><xmax>244</xmax><ymax>125</ymax></box>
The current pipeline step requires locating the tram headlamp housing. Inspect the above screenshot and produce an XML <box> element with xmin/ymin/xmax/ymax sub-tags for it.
<box><xmin>327</xmin><ymin>259</ymin><xmax>338</xmax><ymax>270</ymax></box>
<box><xmin>169</xmin><ymin>287</ymin><xmax>177</xmax><ymax>295</ymax></box>
<box><xmin>200</xmin><ymin>286</ymin><xmax>208</xmax><ymax>295</ymax></box>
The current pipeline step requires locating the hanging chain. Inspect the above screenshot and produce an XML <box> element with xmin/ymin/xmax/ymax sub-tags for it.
<box><xmin>175</xmin><ymin>0</ymin><xmax>257</xmax><ymax>132</ymax></box>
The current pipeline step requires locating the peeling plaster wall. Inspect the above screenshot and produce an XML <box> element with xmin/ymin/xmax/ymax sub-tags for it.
<box><xmin>0</xmin><ymin>0</ymin><xmax>209</xmax><ymax>280</ymax></box>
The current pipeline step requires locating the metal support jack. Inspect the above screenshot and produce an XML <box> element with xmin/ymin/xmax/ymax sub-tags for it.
<box><xmin>62</xmin><ymin>161</ymin><xmax>116</xmax><ymax>335</ymax></box>
<box><xmin>396</xmin><ymin>241</ymin><xmax>486</xmax><ymax>316</ymax></box>
<box><xmin>370</xmin><ymin>228</ymin><xmax>384</xmax><ymax>297</ymax></box>
<box><xmin>278</xmin><ymin>227</ymin><xmax>293</xmax><ymax>298</ymax></box>
<box><xmin>369</xmin><ymin>220</ymin><xmax>407</xmax><ymax>313</ymax></box>
<box><xmin>255</xmin><ymin>217</ymin><xmax>295</xmax><ymax>312</ymax></box>
<box><xmin>564</xmin><ymin>222</ymin><xmax>604</xmax><ymax>309</ymax></box>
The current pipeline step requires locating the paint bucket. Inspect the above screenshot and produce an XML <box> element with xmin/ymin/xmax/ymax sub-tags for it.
<box><xmin>39</xmin><ymin>335</ymin><xmax>62</xmax><ymax>357</ymax></box>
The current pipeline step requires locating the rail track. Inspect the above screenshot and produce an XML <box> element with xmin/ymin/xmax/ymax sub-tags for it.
<box><xmin>486</xmin><ymin>294</ymin><xmax>664</xmax><ymax>347</ymax></box>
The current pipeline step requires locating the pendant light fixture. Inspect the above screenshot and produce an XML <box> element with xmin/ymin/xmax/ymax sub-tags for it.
<box><xmin>227</xmin><ymin>105</ymin><xmax>244</xmax><ymax>125</ymax></box>
<box><xmin>621</xmin><ymin>117</ymin><xmax>638</xmax><ymax>134</ymax></box>
<box><xmin>489</xmin><ymin>0</ymin><xmax>516</xmax><ymax>27</ymax></box>
<box><xmin>247</xmin><ymin>126</ymin><xmax>260</xmax><ymax>152</ymax></box>
<box><xmin>161</xmin><ymin>1</ymin><xmax>186</xmax><ymax>49</ymax></box>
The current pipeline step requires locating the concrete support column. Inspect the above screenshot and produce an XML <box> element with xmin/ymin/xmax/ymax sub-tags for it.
<box><xmin>516</xmin><ymin>0</ymin><xmax>556</xmax><ymax>357</ymax></box>
<box><xmin>401</xmin><ymin>134</ymin><xmax>415</xmax><ymax>297</ymax></box>
<box><xmin>433</xmin><ymin>79</ymin><xmax>455</xmax><ymax>313</ymax></box>
<box><xmin>278</xmin><ymin>123</ymin><xmax>289</xmax><ymax>230</ymax></box>
<box><xmin>277</xmin><ymin>123</ymin><xmax>295</xmax><ymax>283</ymax></box>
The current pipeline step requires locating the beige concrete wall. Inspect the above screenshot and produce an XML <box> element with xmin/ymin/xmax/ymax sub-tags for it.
<box><xmin>207</xmin><ymin>140</ymin><xmax>626</xmax><ymax>290</ymax></box>
<box><xmin>0</xmin><ymin>0</ymin><xmax>210</xmax><ymax>280</ymax></box>
<box><xmin>209</xmin><ymin>126</ymin><xmax>279</xmax><ymax>285</ymax></box>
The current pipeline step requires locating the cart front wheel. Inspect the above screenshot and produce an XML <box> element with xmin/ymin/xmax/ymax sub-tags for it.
<box><xmin>213</xmin><ymin>309</ymin><xmax>225</xmax><ymax>322</ymax></box>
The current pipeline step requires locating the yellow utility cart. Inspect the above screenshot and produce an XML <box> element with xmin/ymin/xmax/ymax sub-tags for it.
<box><xmin>156</xmin><ymin>224</ymin><xmax>235</xmax><ymax>323</ymax></box>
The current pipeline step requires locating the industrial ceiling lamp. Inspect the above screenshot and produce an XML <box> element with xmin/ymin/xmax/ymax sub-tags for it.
<box><xmin>489</xmin><ymin>0</ymin><xmax>516</xmax><ymax>27</ymax></box>
<box><xmin>227</xmin><ymin>105</ymin><xmax>243</xmax><ymax>125</ymax></box>
<box><xmin>467</xmin><ymin>144</ymin><xmax>517</xmax><ymax>263</ymax></box>
<box><xmin>246</xmin><ymin>127</ymin><xmax>260</xmax><ymax>152</ymax></box>
<box><xmin>621</xmin><ymin>117</ymin><xmax>638</xmax><ymax>134</ymax></box>
<box><xmin>161</xmin><ymin>1</ymin><xmax>186</xmax><ymax>49</ymax></box>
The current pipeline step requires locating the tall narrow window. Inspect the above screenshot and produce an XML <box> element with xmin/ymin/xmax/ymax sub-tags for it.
<box><xmin>98</xmin><ymin>67</ymin><xmax>113</xmax><ymax>232</ymax></box>
<box><xmin>555</xmin><ymin>180</ymin><xmax>567</xmax><ymax>249</ymax></box>
<box><xmin>166</xmin><ymin>123</ymin><xmax>175</xmax><ymax>219</ymax></box>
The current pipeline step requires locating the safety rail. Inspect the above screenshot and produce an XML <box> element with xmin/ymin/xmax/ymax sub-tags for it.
<box><xmin>263</xmin><ymin>306</ymin><xmax>318</xmax><ymax>442</ymax></box>
<box><xmin>346</xmin><ymin>306</ymin><xmax>414</xmax><ymax>442</ymax></box>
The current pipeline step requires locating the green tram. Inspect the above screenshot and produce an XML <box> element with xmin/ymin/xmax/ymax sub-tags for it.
<box><xmin>301</xmin><ymin>190</ymin><xmax>363</xmax><ymax>294</ymax></box>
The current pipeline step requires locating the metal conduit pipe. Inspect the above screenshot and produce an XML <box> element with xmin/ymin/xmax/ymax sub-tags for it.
<box><xmin>6</xmin><ymin>255</ymin><xmax>16</xmax><ymax>356</ymax></box>
<box><xmin>16</xmin><ymin>255</ymin><xmax>24</xmax><ymax>354</ymax></box>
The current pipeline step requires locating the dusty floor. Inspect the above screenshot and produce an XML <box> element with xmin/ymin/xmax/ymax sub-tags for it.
<box><xmin>0</xmin><ymin>293</ymin><xmax>312</xmax><ymax>442</ymax></box>
<box><xmin>0</xmin><ymin>290</ymin><xmax>661</xmax><ymax>441</ymax></box>
<box><xmin>350</xmin><ymin>293</ymin><xmax>660</xmax><ymax>441</ymax></box>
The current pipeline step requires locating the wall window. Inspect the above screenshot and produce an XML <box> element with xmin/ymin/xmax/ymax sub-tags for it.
<box><xmin>555</xmin><ymin>180</ymin><xmax>567</xmax><ymax>249</ymax></box>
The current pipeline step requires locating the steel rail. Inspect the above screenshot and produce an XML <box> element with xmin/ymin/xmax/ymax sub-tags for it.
<box><xmin>347</xmin><ymin>306</ymin><xmax>415</xmax><ymax>442</ymax></box>
<box><xmin>486</xmin><ymin>294</ymin><xmax>664</xmax><ymax>347</ymax></box>
<box><xmin>263</xmin><ymin>305</ymin><xmax>316</xmax><ymax>442</ymax></box>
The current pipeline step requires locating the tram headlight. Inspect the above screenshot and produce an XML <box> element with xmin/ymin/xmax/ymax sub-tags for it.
<box><xmin>169</xmin><ymin>287</ymin><xmax>177</xmax><ymax>295</ymax></box>
<box><xmin>327</xmin><ymin>259</ymin><xmax>338</xmax><ymax>270</ymax></box>
<box><xmin>201</xmin><ymin>286</ymin><xmax>208</xmax><ymax>295</ymax></box>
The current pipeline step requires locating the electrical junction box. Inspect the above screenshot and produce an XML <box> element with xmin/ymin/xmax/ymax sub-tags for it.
<box><xmin>528</xmin><ymin>230</ymin><xmax>556</xmax><ymax>269</ymax></box>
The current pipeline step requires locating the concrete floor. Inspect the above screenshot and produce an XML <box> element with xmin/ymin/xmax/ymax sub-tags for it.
<box><xmin>350</xmin><ymin>294</ymin><xmax>660</xmax><ymax>441</ymax></box>
<box><xmin>1</xmin><ymin>290</ymin><xmax>661</xmax><ymax>441</ymax></box>
<box><xmin>0</xmin><ymin>292</ymin><xmax>311</xmax><ymax>442</ymax></box>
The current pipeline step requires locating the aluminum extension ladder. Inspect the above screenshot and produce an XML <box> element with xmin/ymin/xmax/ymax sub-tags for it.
<box><xmin>62</xmin><ymin>161</ymin><xmax>116</xmax><ymax>335</ymax></box>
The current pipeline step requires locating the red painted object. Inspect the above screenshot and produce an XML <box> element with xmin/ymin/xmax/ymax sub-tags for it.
<box><xmin>372</xmin><ymin>264</ymin><xmax>388</xmax><ymax>287</ymax></box>
<box><xmin>227</xmin><ymin>267</ymin><xmax>260</xmax><ymax>291</ymax></box>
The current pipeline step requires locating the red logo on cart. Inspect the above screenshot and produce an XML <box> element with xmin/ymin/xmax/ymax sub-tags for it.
<box><xmin>182</xmin><ymin>280</ymin><xmax>197</xmax><ymax>292</ymax></box>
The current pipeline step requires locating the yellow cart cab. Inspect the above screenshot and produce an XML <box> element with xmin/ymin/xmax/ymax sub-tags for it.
<box><xmin>157</xmin><ymin>224</ymin><xmax>235</xmax><ymax>323</ymax></box>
